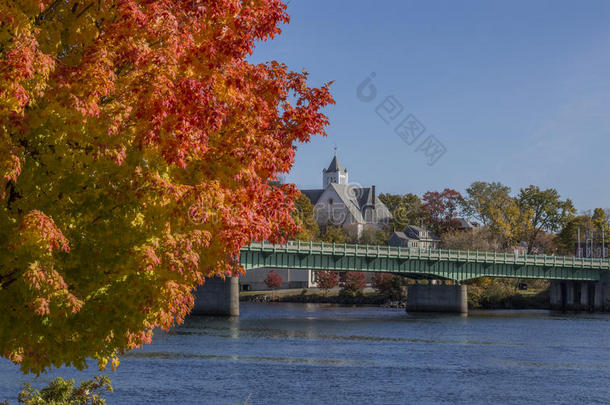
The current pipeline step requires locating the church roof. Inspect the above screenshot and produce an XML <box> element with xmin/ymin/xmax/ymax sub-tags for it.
<box><xmin>302</xmin><ymin>184</ymin><xmax>392</xmax><ymax>225</ymax></box>
<box><xmin>301</xmin><ymin>189</ymin><xmax>325</xmax><ymax>204</ymax></box>
<box><xmin>326</xmin><ymin>155</ymin><xmax>343</xmax><ymax>172</ymax></box>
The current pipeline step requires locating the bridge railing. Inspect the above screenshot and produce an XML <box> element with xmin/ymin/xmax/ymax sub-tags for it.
<box><xmin>242</xmin><ymin>240</ymin><xmax>610</xmax><ymax>270</ymax></box>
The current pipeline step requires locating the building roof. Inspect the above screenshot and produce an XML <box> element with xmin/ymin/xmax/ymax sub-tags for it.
<box><xmin>402</xmin><ymin>225</ymin><xmax>440</xmax><ymax>241</ymax></box>
<box><xmin>391</xmin><ymin>231</ymin><xmax>409</xmax><ymax>240</ymax></box>
<box><xmin>325</xmin><ymin>155</ymin><xmax>343</xmax><ymax>172</ymax></box>
<box><xmin>301</xmin><ymin>183</ymin><xmax>392</xmax><ymax>225</ymax></box>
<box><xmin>301</xmin><ymin>189</ymin><xmax>325</xmax><ymax>205</ymax></box>
<box><xmin>456</xmin><ymin>218</ymin><xmax>477</xmax><ymax>229</ymax></box>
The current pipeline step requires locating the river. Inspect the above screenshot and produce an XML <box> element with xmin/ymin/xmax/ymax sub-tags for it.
<box><xmin>1</xmin><ymin>303</ymin><xmax>610</xmax><ymax>404</ymax></box>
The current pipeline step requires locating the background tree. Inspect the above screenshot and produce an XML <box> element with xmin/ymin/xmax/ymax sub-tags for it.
<box><xmin>320</xmin><ymin>225</ymin><xmax>349</xmax><ymax>243</ymax></box>
<box><xmin>422</xmin><ymin>189</ymin><xmax>463</xmax><ymax>235</ymax></box>
<box><xmin>315</xmin><ymin>270</ymin><xmax>339</xmax><ymax>296</ymax></box>
<box><xmin>461</xmin><ymin>181</ymin><xmax>512</xmax><ymax>226</ymax></box>
<box><xmin>358</xmin><ymin>227</ymin><xmax>389</xmax><ymax>245</ymax></box>
<box><xmin>441</xmin><ymin>227</ymin><xmax>502</xmax><ymax>252</ymax></box>
<box><xmin>517</xmin><ymin>186</ymin><xmax>575</xmax><ymax>253</ymax></box>
<box><xmin>341</xmin><ymin>272</ymin><xmax>366</xmax><ymax>297</ymax></box>
<box><xmin>591</xmin><ymin>208</ymin><xmax>609</xmax><ymax>237</ymax></box>
<box><xmin>378</xmin><ymin>193</ymin><xmax>422</xmax><ymax>229</ymax></box>
<box><xmin>556</xmin><ymin>209</ymin><xmax>609</xmax><ymax>255</ymax></box>
<box><xmin>292</xmin><ymin>193</ymin><xmax>319</xmax><ymax>241</ymax></box>
<box><xmin>0</xmin><ymin>1</ymin><xmax>333</xmax><ymax>373</ymax></box>
<box><xmin>264</xmin><ymin>270</ymin><xmax>283</xmax><ymax>291</ymax></box>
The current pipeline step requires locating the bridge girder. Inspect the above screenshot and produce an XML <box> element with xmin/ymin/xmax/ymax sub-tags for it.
<box><xmin>239</xmin><ymin>241</ymin><xmax>608</xmax><ymax>282</ymax></box>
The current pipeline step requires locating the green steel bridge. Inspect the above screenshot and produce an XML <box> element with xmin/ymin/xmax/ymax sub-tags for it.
<box><xmin>240</xmin><ymin>241</ymin><xmax>610</xmax><ymax>282</ymax></box>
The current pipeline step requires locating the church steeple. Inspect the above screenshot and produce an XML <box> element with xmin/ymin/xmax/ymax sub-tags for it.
<box><xmin>322</xmin><ymin>149</ymin><xmax>348</xmax><ymax>188</ymax></box>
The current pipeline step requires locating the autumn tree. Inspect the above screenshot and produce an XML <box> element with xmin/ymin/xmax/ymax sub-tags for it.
<box><xmin>315</xmin><ymin>270</ymin><xmax>338</xmax><ymax>296</ymax></box>
<box><xmin>371</xmin><ymin>273</ymin><xmax>403</xmax><ymax>300</ymax></box>
<box><xmin>0</xmin><ymin>0</ymin><xmax>333</xmax><ymax>374</ymax></box>
<box><xmin>461</xmin><ymin>181</ymin><xmax>512</xmax><ymax>227</ymax></box>
<box><xmin>422</xmin><ymin>189</ymin><xmax>463</xmax><ymax>235</ymax></box>
<box><xmin>264</xmin><ymin>270</ymin><xmax>283</xmax><ymax>290</ymax></box>
<box><xmin>441</xmin><ymin>227</ymin><xmax>502</xmax><ymax>252</ymax></box>
<box><xmin>341</xmin><ymin>272</ymin><xmax>366</xmax><ymax>297</ymax></box>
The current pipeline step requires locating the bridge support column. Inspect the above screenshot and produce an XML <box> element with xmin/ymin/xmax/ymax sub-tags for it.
<box><xmin>550</xmin><ymin>275</ymin><xmax>610</xmax><ymax>312</ymax></box>
<box><xmin>406</xmin><ymin>284</ymin><xmax>468</xmax><ymax>314</ymax></box>
<box><xmin>192</xmin><ymin>276</ymin><xmax>239</xmax><ymax>316</ymax></box>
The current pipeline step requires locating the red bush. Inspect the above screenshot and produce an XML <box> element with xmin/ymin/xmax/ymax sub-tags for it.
<box><xmin>372</xmin><ymin>273</ymin><xmax>404</xmax><ymax>300</ymax></box>
<box><xmin>316</xmin><ymin>271</ymin><xmax>339</xmax><ymax>295</ymax></box>
<box><xmin>264</xmin><ymin>270</ymin><xmax>283</xmax><ymax>290</ymax></box>
<box><xmin>341</xmin><ymin>272</ymin><xmax>366</xmax><ymax>296</ymax></box>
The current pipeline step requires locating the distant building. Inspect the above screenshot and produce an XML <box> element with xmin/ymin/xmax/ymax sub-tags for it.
<box><xmin>302</xmin><ymin>153</ymin><xmax>392</xmax><ymax>238</ymax></box>
<box><xmin>388</xmin><ymin>225</ymin><xmax>440</xmax><ymax>250</ymax></box>
<box><xmin>456</xmin><ymin>218</ymin><xmax>478</xmax><ymax>231</ymax></box>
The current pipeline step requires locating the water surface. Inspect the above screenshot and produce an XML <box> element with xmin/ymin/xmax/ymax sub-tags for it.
<box><xmin>1</xmin><ymin>303</ymin><xmax>609</xmax><ymax>404</ymax></box>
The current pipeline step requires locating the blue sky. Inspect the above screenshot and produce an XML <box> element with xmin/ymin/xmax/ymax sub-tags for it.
<box><xmin>249</xmin><ymin>0</ymin><xmax>610</xmax><ymax>211</ymax></box>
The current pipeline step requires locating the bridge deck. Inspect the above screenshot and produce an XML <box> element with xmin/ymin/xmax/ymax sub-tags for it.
<box><xmin>240</xmin><ymin>241</ymin><xmax>610</xmax><ymax>282</ymax></box>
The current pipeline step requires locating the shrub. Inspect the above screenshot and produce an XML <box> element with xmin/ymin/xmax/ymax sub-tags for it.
<box><xmin>371</xmin><ymin>273</ymin><xmax>404</xmax><ymax>300</ymax></box>
<box><xmin>341</xmin><ymin>272</ymin><xmax>366</xmax><ymax>297</ymax></box>
<box><xmin>316</xmin><ymin>271</ymin><xmax>339</xmax><ymax>295</ymax></box>
<box><xmin>11</xmin><ymin>376</ymin><xmax>112</xmax><ymax>405</ymax></box>
<box><xmin>264</xmin><ymin>270</ymin><xmax>283</xmax><ymax>290</ymax></box>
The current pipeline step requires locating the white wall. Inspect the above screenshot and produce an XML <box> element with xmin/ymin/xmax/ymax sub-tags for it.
<box><xmin>239</xmin><ymin>268</ymin><xmax>316</xmax><ymax>291</ymax></box>
<box><xmin>313</xmin><ymin>188</ymin><xmax>362</xmax><ymax>238</ymax></box>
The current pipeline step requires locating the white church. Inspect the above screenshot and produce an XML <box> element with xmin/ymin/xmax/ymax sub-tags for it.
<box><xmin>302</xmin><ymin>153</ymin><xmax>393</xmax><ymax>238</ymax></box>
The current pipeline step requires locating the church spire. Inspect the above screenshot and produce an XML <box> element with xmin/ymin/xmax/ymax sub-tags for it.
<box><xmin>322</xmin><ymin>150</ymin><xmax>348</xmax><ymax>188</ymax></box>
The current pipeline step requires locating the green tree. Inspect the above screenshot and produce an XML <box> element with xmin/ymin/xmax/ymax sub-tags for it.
<box><xmin>359</xmin><ymin>227</ymin><xmax>389</xmax><ymax>245</ymax></box>
<box><xmin>293</xmin><ymin>193</ymin><xmax>319</xmax><ymax>241</ymax></box>
<box><xmin>556</xmin><ymin>209</ymin><xmax>609</xmax><ymax>255</ymax></box>
<box><xmin>592</xmin><ymin>208</ymin><xmax>609</xmax><ymax>236</ymax></box>
<box><xmin>320</xmin><ymin>226</ymin><xmax>349</xmax><ymax>243</ymax></box>
<box><xmin>517</xmin><ymin>186</ymin><xmax>576</xmax><ymax>253</ymax></box>
<box><xmin>556</xmin><ymin>216</ymin><xmax>587</xmax><ymax>254</ymax></box>
<box><xmin>15</xmin><ymin>376</ymin><xmax>112</xmax><ymax>405</ymax></box>
<box><xmin>378</xmin><ymin>193</ymin><xmax>422</xmax><ymax>229</ymax></box>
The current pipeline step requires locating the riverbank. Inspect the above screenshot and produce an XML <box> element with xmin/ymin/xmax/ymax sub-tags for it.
<box><xmin>240</xmin><ymin>287</ymin><xmax>551</xmax><ymax>310</ymax></box>
<box><xmin>241</xmin><ymin>288</ymin><xmax>404</xmax><ymax>307</ymax></box>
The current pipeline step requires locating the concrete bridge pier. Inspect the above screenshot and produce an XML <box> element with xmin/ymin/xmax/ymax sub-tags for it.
<box><xmin>550</xmin><ymin>274</ymin><xmax>610</xmax><ymax>312</ymax></box>
<box><xmin>192</xmin><ymin>276</ymin><xmax>239</xmax><ymax>316</ymax></box>
<box><xmin>406</xmin><ymin>284</ymin><xmax>468</xmax><ymax>314</ymax></box>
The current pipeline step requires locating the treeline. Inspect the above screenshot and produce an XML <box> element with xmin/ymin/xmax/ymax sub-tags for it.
<box><xmin>294</xmin><ymin>181</ymin><xmax>608</xmax><ymax>256</ymax></box>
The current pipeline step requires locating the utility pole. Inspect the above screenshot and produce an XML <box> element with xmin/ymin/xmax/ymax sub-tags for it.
<box><xmin>603</xmin><ymin>227</ymin><xmax>607</xmax><ymax>259</ymax></box>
